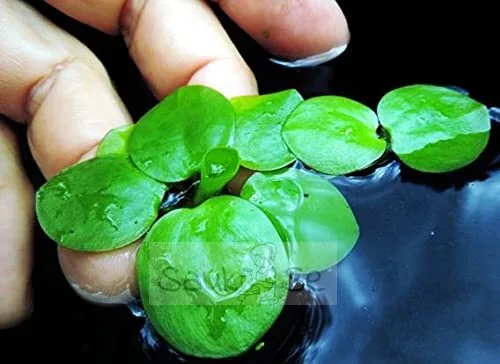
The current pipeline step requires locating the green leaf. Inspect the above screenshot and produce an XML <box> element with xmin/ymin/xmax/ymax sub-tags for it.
<box><xmin>194</xmin><ymin>147</ymin><xmax>240</xmax><ymax>205</ymax></box>
<box><xmin>96</xmin><ymin>124</ymin><xmax>135</xmax><ymax>157</ymax></box>
<box><xmin>129</xmin><ymin>85</ymin><xmax>235</xmax><ymax>182</ymax></box>
<box><xmin>377</xmin><ymin>84</ymin><xmax>491</xmax><ymax>173</ymax></box>
<box><xmin>137</xmin><ymin>196</ymin><xmax>288</xmax><ymax>359</ymax></box>
<box><xmin>232</xmin><ymin>90</ymin><xmax>303</xmax><ymax>171</ymax></box>
<box><xmin>36</xmin><ymin>156</ymin><xmax>167</xmax><ymax>252</ymax></box>
<box><xmin>282</xmin><ymin>96</ymin><xmax>387</xmax><ymax>176</ymax></box>
<box><xmin>240</xmin><ymin>168</ymin><xmax>359</xmax><ymax>273</ymax></box>
<box><xmin>398</xmin><ymin>132</ymin><xmax>489</xmax><ymax>173</ymax></box>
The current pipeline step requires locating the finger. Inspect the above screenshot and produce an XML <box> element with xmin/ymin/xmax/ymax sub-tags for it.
<box><xmin>122</xmin><ymin>0</ymin><xmax>257</xmax><ymax>97</ymax></box>
<box><xmin>57</xmin><ymin>242</ymin><xmax>139</xmax><ymax>305</ymax></box>
<box><xmin>0</xmin><ymin>119</ymin><xmax>34</xmax><ymax>328</ymax></box>
<box><xmin>46</xmin><ymin>0</ymin><xmax>258</xmax><ymax>99</ymax></box>
<box><xmin>216</xmin><ymin>0</ymin><xmax>350</xmax><ymax>67</ymax></box>
<box><xmin>44</xmin><ymin>0</ymin><xmax>125</xmax><ymax>35</ymax></box>
<box><xmin>1</xmin><ymin>0</ymin><xmax>255</xmax><ymax>307</ymax></box>
<box><xmin>47</xmin><ymin>0</ymin><xmax>349</xmax><ymax>70</ymax></box>
<box><xmin>0</xmin><ymin>0</ymin><xmax>132</xmax><ymax>178</ymax></box>
<box><xmin>0</xmin><ymin>0</ymin><xmax>133</xmax><ymax>304</ymax></box>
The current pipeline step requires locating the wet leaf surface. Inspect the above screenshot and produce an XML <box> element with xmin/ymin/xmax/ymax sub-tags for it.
<box><xmin>36</xmin><ymin>156</ymin><xmax>167</xmax><ymax>251</ymax></box>
<box><xmin>137</xmin><ymin>195</ymin><xmax>289</xmax><ymax>359</ymax></box>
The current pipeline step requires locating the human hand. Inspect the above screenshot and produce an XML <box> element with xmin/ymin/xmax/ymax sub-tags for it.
<box><xmin>0</xmin><ymin>0</ymin><xmax>349</xmax><ymax>327</ymax></box>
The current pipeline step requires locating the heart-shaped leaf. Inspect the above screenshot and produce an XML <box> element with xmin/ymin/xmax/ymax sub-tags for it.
<box><xmin>129</xmin><ymin>85</ymin><xmax>235</xmax><ymax>182</ymax></box>
<box><xmin>194</xmin><ymin>147</ymin><xmax>240</xmax><ymax>205</ymax></box>
<box><xmin>36</xmin><ymin>156</ymin><xmax>167</xmax><ymax>252</ymax></box>
<box><xmin>240</xmin><ymin>168</ymin><xmax>359</xmax><ymax>272</ymax></box>
<box><xmin>377</xmin><ymin>84</ymin><xmax>491</xmax><ymax>173</ymax></box>
<box><xmin>232</xmin><ymin>90</ymin><xmax>303</xmax><ymax>171</ymax></box>
<box><xmin>137</xmin><ymin>195</ymin><xmax>288</xmax><ymax>359</ymax></box>
<box><xmin>282</xmin><ymin>96</ymin><xmax>387</xmax><ymax>176</ymax></box>
<box><xmin>96</xmin><ymin>124</ymin><xmax>135</xmax><ymax>157</ymax></box>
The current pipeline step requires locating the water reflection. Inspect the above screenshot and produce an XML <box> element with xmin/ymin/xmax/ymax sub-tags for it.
<box><xmin>489</xmin><ymin>107</ymin><xmax>500</xmax><ymax>123</ymax></box>
<box><xmin>331</xmin><ymin>161</ymin><xmax>401</xmax><ymax>197</ymax></box>
<box><xmin>338</xmin><ymin>256</ymin><xmax>371</xmax><ymax>309</ymax></box>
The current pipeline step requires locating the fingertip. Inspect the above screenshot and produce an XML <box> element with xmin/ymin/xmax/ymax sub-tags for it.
<box><xmin>0</xmin><ymin>282</ymin><xmax>33</xmax><ymax>330</ymax></box>
<box><xmin>57</xmin><ymin>242</ymin><xmax>139</xmax><ymax>306</ymax></box>
<box><xmin>45</xmin><ymin>0</ymin><xmax>126</xmax><ymax>35</ymax></box>
<box><xmin>218</xmin><ymin>0</ymin><xmax>350</xmax><ymax>63</ymax></box>
<box><xmin>269</xmin><ymin>43</ymin><xmax>349</xmax><ymax>68</ymax></box>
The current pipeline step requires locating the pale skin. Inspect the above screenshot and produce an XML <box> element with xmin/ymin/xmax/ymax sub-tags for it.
<box><xmin>0</xmin><ymin>0</ymin><xmax>350</xmax><ymax>328</ymax></box>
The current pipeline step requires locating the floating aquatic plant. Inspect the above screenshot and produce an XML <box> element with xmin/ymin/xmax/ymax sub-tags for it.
<box><xmin>137</xmin><ymin>195</ymin><xmax>289</xmax><ymax>358</ymax></box>
<box><xmin>232</xmin><ymin>89</ymin><xmax>303</xmax><ymax>171</ymax></box>
<box><xmin>35</xmin><ymin>83</ymin><xmax>493</xmax><ymax>359</ymax></box>
<box><xmin>193</xmin><ymin>147</ymin><xmax>240</xmax><ymax>205</ymax></box>
<box><xmin>282</xmin><ymin>96</ymin><xmax>388</xmax><ymax>175</ymax></box>
<box><xmin>36</xmin><ymin>156</ymin><xmax>166</xmax><ymax>252</ymax></box>
<box><xmin>240</xmin><ymin>168</ymin><xmax>359</xmax><ymax>273</ymax></box>
<box><xmin>377</xmin><ymin>84</ymin><xmax>491</xmax><ymax>173</ymax></box>
<box><xmin>96</xmin><ymin>124</ymin><xmax>135</xmax><ymax>157</ymax></box>
<box><xmin>129</xmin><ymin>85</ymin><xmax>235</xmax><ymax>183</ymax></box>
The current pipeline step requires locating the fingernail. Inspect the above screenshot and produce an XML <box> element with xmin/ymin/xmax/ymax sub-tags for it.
<box><xmin>57</xmin><ymin>242</ymin><xmax>140</xmax><ymax>306</ymax></box>
<box><xmin>269</xmin><ymin>43</ymin><xmax>349</xmax><ymax>68</ymax></box>
<box><xmin>70</xmin><ymin>282</ymin><xmax>135</xmax><ymax>306</ymax></box>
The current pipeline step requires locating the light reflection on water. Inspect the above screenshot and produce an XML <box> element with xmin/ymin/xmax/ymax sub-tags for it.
<box><xmin>489</xmin><ymin>107</ymin><xmax>500</xmax><ymax>123</ymax></box>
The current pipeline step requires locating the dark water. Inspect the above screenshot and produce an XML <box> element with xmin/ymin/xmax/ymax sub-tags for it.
<box><xmin>3</xmin><ymin>1</ymin><xmax>499</xmax><ymax>363</ymax></box>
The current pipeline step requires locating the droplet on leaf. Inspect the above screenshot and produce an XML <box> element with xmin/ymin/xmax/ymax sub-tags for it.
<box><xmin>36</xmin><ymin>156</ymin><xmax>167</xmax><ymax>252</ymax></box>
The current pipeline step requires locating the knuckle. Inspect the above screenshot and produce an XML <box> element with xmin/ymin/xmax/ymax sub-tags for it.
<box><xmin>26</xmin><ymin>56</ymin><xmax>108</xmax><ymax>121</ymax></box>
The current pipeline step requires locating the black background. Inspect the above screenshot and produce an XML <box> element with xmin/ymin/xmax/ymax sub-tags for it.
<box><xmin>1</xmin><ymin>0</ymin><xmax>499</xmax><ymax>363</ymax></box>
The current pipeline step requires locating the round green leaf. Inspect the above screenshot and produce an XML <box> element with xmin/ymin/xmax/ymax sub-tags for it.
<box><xmin>194</xmin><ymin>147</ymin><xmax>240</xmax><ymax>205</ymax></box>
<box><xmin>137</xmin><ymin>195</ymin><xmax>288</xmax><ymax>359</ymax></box>
<box><xmin>282</xmin><ymin>96</ymin><xmax>387</xmax><ymax>176</ymax></box>
<box><xmin>96</xmin><ymin>124</ymin><xmax>135</xmax><ymax>157</ymax></box>
<box><xmin>377</xmin><ymin>84</ymin><xmax>491</xmax><ymax>173</ymax></box>
<box><xmin>240</xmin><ymin>168</ymin><xmax>360</xmax><ymax>273</ymax></box>
<box><xmin>36</xmin><ymin>156</ymin><xmax>167</xmax><ymax>252</ymax></box>
<box><xmin>232</xmin><ymin>89</ymin><xmax>303</xmax><ymax>170</ymax></box>
<box><xmin>129</xmin><ymin>85</ymin><xmax>235</xmax><ymax>182</ymax></box>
